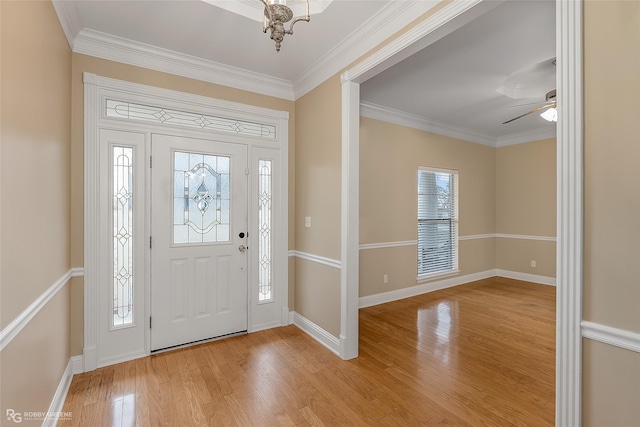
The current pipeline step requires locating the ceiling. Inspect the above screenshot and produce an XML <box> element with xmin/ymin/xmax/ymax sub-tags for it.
<box><xmin>53</xmin><ymin>0</ymin><xmax>556</xmax><ymax>146</ymax></box>
<box><xmin>361</xmin><ymin>0</ymin><xmax>556</xmax><ymax>144</ymax></box>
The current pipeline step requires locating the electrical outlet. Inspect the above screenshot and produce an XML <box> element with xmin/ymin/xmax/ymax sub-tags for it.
<box><xmin>304</xmin><ymin>217</ymin><xmax>311</xmax><ymax>228</ymax></box>
<box><xmin>383</xmin><ymin>274</ymin><xmax>388</xmax><ymax>283</ymax></box>
<box><xmin>531</xmin><ymin>260</ymin><xmax>537</xmax><ymax>268</ymax></box>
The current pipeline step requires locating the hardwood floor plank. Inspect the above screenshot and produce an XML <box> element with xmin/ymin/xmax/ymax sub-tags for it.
<box><xmin>201</xmin><ymin>400</ymin><xmax>237</xmax><ymax>427</ymax></box>
<box><xmin>223</xmin><ymin>392</ymin><xmax>254</xmax><ymax>426</ymax></box>
<box><xmin>158</xmin><ymin>372</ymin><xmax>176</xmax><ymax>426</ymax></box>
<box><xmin>82</xmin><ymin>369</ymin><xmax>103</xmax><ymax>406</ymax></box>
<box><xmin>59</xmin><ymin>373</ymin><xmax>90</xmax><ymax>427</ymax></box>
<box><xmin>135</xmin><ymin>358</ymin><xmax>151</xmax><ymax>427</ymax></box>
<box><xmin>179</xmin><ymin>370</ymin><xmax>208</xmax><ymax>426</ymax></box>
<box><xmin>297</xmin><ymin>406</ymin><xmax>328</xmax><ymax>427</ymax></box>
<box><xmin>61</xmin><ymin>278</ymin><xmax>555</xmax><ymax>426</ymax></box>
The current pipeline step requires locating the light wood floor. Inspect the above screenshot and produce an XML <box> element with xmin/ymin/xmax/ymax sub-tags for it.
<box><xmin>61</xmin><ymin>277</ymin><xmax>555</xmax><ymax>426</ymax></box>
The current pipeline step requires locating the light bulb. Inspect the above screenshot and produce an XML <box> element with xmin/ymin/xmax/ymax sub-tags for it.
<box><xmin>540</xmin><ymin>107</ymin><xmax>557</xmax><ymax>122</ymax></box>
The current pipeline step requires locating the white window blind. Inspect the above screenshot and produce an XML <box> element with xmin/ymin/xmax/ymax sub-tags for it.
<box><xmin>417</xmin><ymin>167</ymin><xmax>459</xmax><ymax>277</ymax></box>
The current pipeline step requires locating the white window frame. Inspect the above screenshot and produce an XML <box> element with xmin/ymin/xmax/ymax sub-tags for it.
<box><xmin>416</xmin><ymin>166</ymin><xmax>459</xmax><ymax>283</ymax></box>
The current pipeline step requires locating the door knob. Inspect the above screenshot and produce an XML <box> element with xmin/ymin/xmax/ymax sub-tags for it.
<box><xmin>238</xmin><ymin>245</ymin><xmax>247</xmax><ymax>252</ymax></box>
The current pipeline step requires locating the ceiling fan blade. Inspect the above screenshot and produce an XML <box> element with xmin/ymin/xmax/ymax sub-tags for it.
<box><xmin>503</xmin><ymin>104</ymin><xmax>555</xmax><ymax>124</ymax></box>
<box><xmin>508</xmin><ymin>100</ymin><xmax>553</xmax><ymax>108</ymax></box>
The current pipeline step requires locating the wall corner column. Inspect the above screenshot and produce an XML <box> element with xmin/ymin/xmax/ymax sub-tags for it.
<box><xmin>555</xmin><ymin>0</ymin><xmax>584</xmax><ymax>424</ymax></box>
<box><xmin>340</xmin><ymin>78</ymin><xmax>360</xmax><ymax>360</ymax></box>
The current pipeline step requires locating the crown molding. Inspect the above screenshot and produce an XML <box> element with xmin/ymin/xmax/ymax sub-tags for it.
<box><xmin>54</xmin><ymin>0</ymin><xmax>442</xmax><ymax>102</ymax></box>
<box><xmin>294</xmin><ymin>0</ymin><xmax>441</xmax><ymax>99</ymax></box>
<box><xmin>496</xmin><ymin>127</ymin><xmax>557</xmax><ymax>147</ymax></box>
<box><xmin>361</xmin><ymin>101</ymin><xmax>556</xmax><ymax>147</ymax></box>
<box><xmin>360</xmin><ymin>101</ymin><xmax>496</xmax><ymax>146</ymax></box>
<box><xmin>51</xmin><ymin>0</ymin><xmax>83</xmax><ymax>50</ymax></box>
<box><xmin>341</xmin><ymin>0</ymin><xmax>499</xmax><ymax>84</ymax></box>
<box><xmin>73</xmin><ymin>29</ymin><xmax>296</xmax><ymax>101</ymax></box>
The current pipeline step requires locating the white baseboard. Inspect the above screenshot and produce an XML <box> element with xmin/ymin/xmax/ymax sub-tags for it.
<box><xmin>359</xmin><ymin>270</ymin><xmax>495</xmax><ymax>309</ymax></box>
<box><xmin>496</xmin><ymin>269</ymin><xmax>556</xmax><ymax>286</ymax></box>
<box><xmin>292</xmin><ymin>312</ymin><xmax>340</xmax><ymax>356</ymax></box>
<box><xmin>288</xmin><ymin>311</ymin><xmax>294</xmax><ymax>325</ymax></box>
<box><xmin>42</xmin><ymin>355</ymin><xmax>82</xmax><ymax>427</ymax></box>
<box><xmin>71</xmin><ymin>355</ymin><xmax>84</xmax><ymax>374</ymax></box>
<box><xmin>358</xmin><ymin>269</ymin><xmax>557</xmax><ymax>309</ymax></box>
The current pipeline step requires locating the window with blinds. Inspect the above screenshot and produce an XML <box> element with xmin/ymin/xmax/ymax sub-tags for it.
<box><xmin>417</xmin><ymin>167</ymin><xmax>459</xmax><ymax>278</ymax></box>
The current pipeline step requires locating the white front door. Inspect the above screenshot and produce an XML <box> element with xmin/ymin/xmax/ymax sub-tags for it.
<box><xmin>151</xmin><ymin>134</ymin><xmax>248</xmax><ymax>351</ymax></box>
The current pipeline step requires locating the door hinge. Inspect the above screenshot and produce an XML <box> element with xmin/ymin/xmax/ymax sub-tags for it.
<box><xmin>150</xmin><ymin>156</ymin><xmax>153</xmax><ymax>168</ymax></box>
<box><xmin>149</xmin><ymin>317</ymin><xmax>152</xmax><ymax>329</ymax></box>
<box><xmin>245</xmin><ymin>168</ymin><xmax>250</xmax><ymax>175</ymax></box>
<box><xmin>150</xmin><ymin>236</ymin><xmax>152</xmax><ymax>249</ymax></box>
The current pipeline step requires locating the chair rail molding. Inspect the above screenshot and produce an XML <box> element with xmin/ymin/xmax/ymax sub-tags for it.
<box><xmin>581</xmin><ymin>321</ymin><xmax>640</xmax><ymax>354</ymax></box>
<box><xmin>0</xmin><ymin>268</ymin><xmax>84</xmax><ymax>352</ymax></box>
<box><xmin>289</xmin><ymin>250</ymin><xmax>342</xmax><ymax>270</ymax></box>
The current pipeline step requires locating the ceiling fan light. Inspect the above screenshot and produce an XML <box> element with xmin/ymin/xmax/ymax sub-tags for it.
<box><xmin>540</xmin><ymin>107</ymin><xmax>557</xmax><ymax>122</ymax></box>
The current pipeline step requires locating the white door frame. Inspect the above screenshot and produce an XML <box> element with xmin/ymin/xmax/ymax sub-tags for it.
<box><xmin>340</xmin><ymin>0</ymin><xmax>583</xmax><ymax>425</ymax></box>
<box><xmin>83</xmin><ymin>73</ymin><xmax>289</xmax><ymax>370</ymax></box>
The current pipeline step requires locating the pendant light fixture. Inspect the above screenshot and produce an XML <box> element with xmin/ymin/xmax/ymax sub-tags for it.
<box><xmin>261</xmin><ymin>0</ymin><xmax>310</xmax><ymax>52</ymax></box>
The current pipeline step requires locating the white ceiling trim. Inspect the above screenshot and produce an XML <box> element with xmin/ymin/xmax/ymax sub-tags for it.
<box><xmin>360</xmin><ymin>101</ymin><xmax>495</xmax><ymax>146</ymax></box>
<box><xmin>360</xmin><ymin>102</ymin><xmax>556</xmax><ymax>147</ymax></box>
<box><xmin>293</xmin><ymin>0</ymin><xmax>441</xmax><ymax>99</ymax></box>
<box><xmin>495</xmin><ymin>127</ymin><xmax>557</xmax><ymax>147</ymax></box>
<box><xmin>52</xmin><ymin>0</ymin><xmax>443</xmax><ymax>102</ymax></box>
<box><xmin>51</xmin><ymin>0</ymin><xmax>83</xmax><ymax>49</ymax></box>
<box><xmin>342</xmin><ymin>0</ymin><xmax>499</xmax><ymax>84</ymax></box>
<box><xmin>73</xmin><ymin>29</ymin><xmax>296</xmax><ymax>101</ymax></box>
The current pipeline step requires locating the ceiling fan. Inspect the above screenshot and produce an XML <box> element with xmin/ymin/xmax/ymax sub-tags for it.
<box><xmin>498</xmin><ymin>58</ymin><xmax>557</xmax><ymax>124</ymax></box>
<box><xmin>503</xmin><ymin>89</ymin><xmax>557</xmax><ymax>124</ymax></box>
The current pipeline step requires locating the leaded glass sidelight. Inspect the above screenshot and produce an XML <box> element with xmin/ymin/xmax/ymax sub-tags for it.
<box><xmin>113</xmin><ymin>146</ymin><xmax>134</xmax><ymax>327</ymax></box>
<box><xmin>174</xmin><ymin>151</ymin><xmax>231</xmax><ymax>244</ymax></box>
<box><xmin>258</xmin><ymin>160</ymin><xmax>273</xmax><ymax>302</ymax></box>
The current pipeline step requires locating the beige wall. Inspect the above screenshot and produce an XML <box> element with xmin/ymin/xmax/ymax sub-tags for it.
<box><xmin>359</xmin><ymin>117</ymin><xmax>496</xmax><ymax>296</ymax></box>
<box><xmin>293</xmin><ymin>75</ymin><xmax>342</xmax><ymax>333</ymax></box>
<box><xmin>359</xmin><ymin>118</ymin><xmax>556</xmax><ymax>295</ymax></box>
<box><xmin>289</xmin><ymin>0</ymin><xmax>453</xmax><ymax>342</ymax></box>
<box><xmin>1</xmin><ymin>289</ymin><xmax>71</xmax><ymax>427</ymax></box>
<box><xmin>496</xmin><ymin>139</ymin><xmax>556</xmax><ymax>236</ymax></box>
<box><xmin>583</xmin><ymin>0</ymin><xmax>640</xmax><ymax>333</ymax></box>
<box><xmin>69</xmin><ymin>54</ymin><xmax>297</xmax><ymax>355</ymax></box>
<box><xmin>294</xmin><ymin>259</ymin><xmax>341</xmax><ymax>338</ymax></box>
<box><xmin>0</xmin><ymin>1</ymin><xmax>72</xmax><ymax>423</ymax></box>
<box><xmin>496</xmin><ymin>139</ymin><xmax>556</xmax><ymax>277</ymax></box>
<box><xmin>582</xmin><ymin>339</ymin><xmax>640</xmax><ymax>426</ymax></box>
<box><xmin>294</xmin><ymin>76</ymin><xmax>342</xmax><ymax>259</ymax></box>
<box><xmin>583</xmin><ymin>1</ymin><xmax>640</xmax><ymax>424</ymax></box>
<box><xmin>1</xmin><ymin>0</ymin><xmax>71</xmax><ymax>327</ymax></box>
